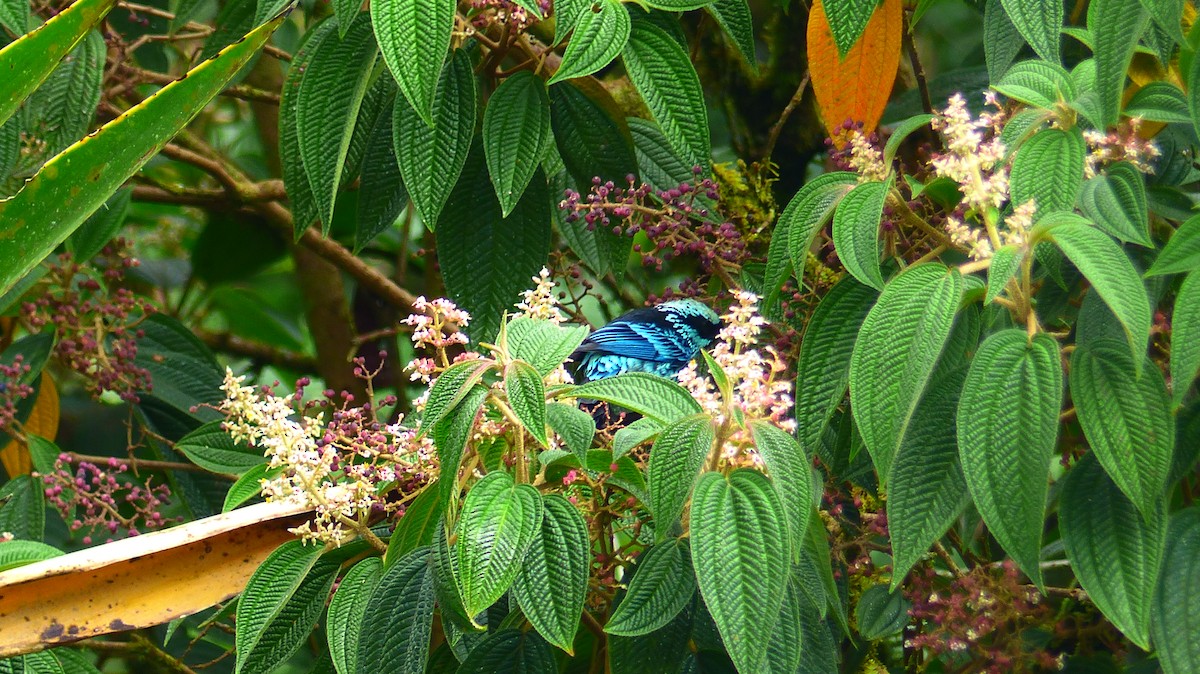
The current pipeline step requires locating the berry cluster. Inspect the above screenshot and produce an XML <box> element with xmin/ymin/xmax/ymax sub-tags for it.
<box><xmin>22</xmin><ymin>240</ymin><xmax>154</xmax><ymax>403</ymax></box>
<box><xmin>559</xmin><ymin>170</ymin><xmax>747</xmax><ymax>273</ymax></box>
<box><xmin>0</xmin><ymin>356</ymin><xmax>34</xmax><ymax>431</ymax></box>
<box><xmin>40</xmin><ymin>453</ymin><xmax>176</xmax><ymax>545</ymax></box>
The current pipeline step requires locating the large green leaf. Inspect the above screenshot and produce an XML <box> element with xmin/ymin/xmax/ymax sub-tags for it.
<box><xmin>1150</xmin><ymin>507</ymin><xmax>1200</xmax><ymax>674</ymax></box>
<box><xmin>549</xmin><ymin>0</ymin><xmax>630</xmax><ymax>84</ymax></box>
<box><xmin>0</xmin><ymin>476</ymin><xmax>45</xmax><ymax>540</ymax></box>
<box><xmin>1070</xmin><ymin>340</ymin><xmax>1173</xmax><ymax>519</ymax></box>
<box><xmin>420</xmin><ymin>359</ymin><xmax>492</xmax><ymax>433</ymax></box>
<box><xmin>433</xmin><ymin>385</ymin><xmax>487</xmax><ymax>514</ymax></box>
<box><xmin>0</xmin><ymin>0</ymin><xmax>29</xmax><ymax>35</ymax></box>
<box><xmin>849</xmin><ymin>263</ymin><xmax>963</xmax><ymax>483</ymax></box>
<box><xmin>888</xmin><ymin>365</ymin><xmax>971</xmax><ymax>587</ymax></box>
<box><xmin>832</xmin><ymin>177</ymin><xmax>891</xmax><ymax>290</ymax></box>
<box><xmin>784</xmin><ymin>171</ymin><xmax>858</xmax><ymax>278</ymax></box>
<box><xmin>505</xmin><ymin>360</ymin><xmax>549</xmax><ymax>447</ymax></box>
<box><xmin>1147</xmin><ymin>213</ymin><xmax>1200</xmax><ymax>276</ymax></box>
<box><xmin>1046</xmin><ymin>221</ymin><xmax>1152</xmax><ymax>370</ymax></box>
<box><xmin>355</xmin><ymin>97</ymin><xmax>408</xmax><ymax>252</ymax></box>
<box><xmin>957</xmin><ymin>330</ymin><xmax>1061</xmax><ymax>588</ymax></box>
<box><xmin>821</xmin><ymin>0</ymin><xmax>875</xmax><ymax>57</ymax></box>
<box><xmin>176</xmin><ymin>420</ymin><xmax>268</xmax><ymax>475</ymax></box>
<box><xmin>1172</xmin><ymin>272</ymin><xmax>1200</xmax><ymax>406</ymax></box>
<box><xmin>706</xmin><ymin>0</ymin><xmax>757</xmax><ymax>73</ymax></box>
<box><xmin>0</xmin><ymin>12</ymin><xmax>286</xmax><ymax>297</ymax></box>
<box><xmin>235</xmin><ymin>541</ymin><xmax>331</xmax><ymax>674</ymax></box>
<box><xmin>622</xmin><ymin>19</ymin><xmax>710</xmax><ymax>172</ymax></box>
<box><xmin>327</xmin><ymin>557</ymin><xmax>383</xmax><ymax>674</ymax></box>
<box><xmin>999</xmin><ymin>0</ymin><xmax>1061</xmax><ymax>62</ymax></box>
<box><xmin>0</xmin><ymin>540</ymin><xmax>63</xmax><ymax>572</ymax></box>
<box><xmin>393</xmin><ymin>47</ymin><xmax>475</xmax><ymax>230</ymax></box>
<box><xmin>985</xmin><ymin>0</ymin><xmax>1025</xmax><ymax>81</ymax></box>
<box><xmin>386</xmin><ymin>483</ymin><xmax>442</xmax><ymax>564</ymax></box>
<box><xmin>545</xmin><ymin>402</ymin><xmax>595</xmax><ymax>462</ymax></box>
<box><xmin>483</xmin><ymin>71</ymin><xmax>552</xmax><ymax>216</ymax></box>
<box><xmin>357</xmin><ymin>547</ymin><xmax>437</xmax><ymax>674</ymax></box>
<box><xmin>511</xmin><ymin>494</ymin><xmax>590</xmax><ymax>653</ymax></box>
<box><xmin>0</xmin><ymin>0</ymin><xmax>116</xmax><ymax>128</ymax></box>
<box><xmin>279</xmin><ymin>20</ymin><xmax>332</xmax><ymax>236</ymax></box>
<box><xmin>454</xmin><ymin>471</ymin><xmax>542</xmax><ymax>620</ymax></box>
<box><xmin>993</xmin><ymin>59</ymin><xmax>1076</xmax><ymax>110</ymax></box>
<box><xmin>1009</xmin><ymin>127</ymin><xmax>1084</xmax><ymax>216</ymax></box>
<box><xmin>26</xmin><ymin>29</ymin><xmax>105</xmax><ymax>158</ymax></box>
<box><xmin>795</xmin><ymin>275</ymin><xmax>877</xmax><ymax>451</ymax></box>
<box><xmin>690</xmin><ymin>469</ymin><xmax>790</xmax><ymax>674</ymax></box>
<box><xmin>455</xmin><ymin>629</ymin><xmax>558</xmax><ymax>673</ymax></box>
<box><xmin>1124</xmin><ymin>80</ymin><xmax>1190</xmax><ymax>122</ymax></box>
<box><xmin>567</xmin><ymin>372</ymin><xmax>702</xmax><ymax>423</ymax></box>
<box><xmin>1078</xmin><ymin>162</ymin><xmax>1151</xmax><ymax>246</ymax></box>
<box><xmin>548</xmin><ymin>79</ymin><xmax>638</xmax><ymax>188</ymax></box>
<box><xmin>605</xmin><ymin>539</ymin><xmax>696</xmax><ymax>636</ymax></box>
<box><xmin>373</xmin><ymin>0</ymin><xmax>452</xmax><ymax>124</ymax></box>
<box><xmin>646</xmin><ymin>413</ymin><xmax>714</xmax><ymax>540</ymax></box>
<box><xmin>1061</xmin><ymin>453</ymin><xmax>1164</xmax><ymax>650</ymax></box>
<box><xmin>1088</xmin><ymin>0</ymin><xmax>1149</xmax><ymax>127</ymax></box>
<box><xmin>296</xmin><ymin>14</ymin><xmax>377</xmax><ymax>232</ymax></box>
<box><xmin>749</xmin><ymin>420</ymin><xmax>812</xmax><ymax>561</ymax></box>
<box><xmin>437</xmin><ymin>139</ymin><xmax>551</xmax><ymax>343</ymax></box>
<box><xmin>505</xmin><ymin>316</ymin><xmax>589</xmax><ymax>376</ymax></box>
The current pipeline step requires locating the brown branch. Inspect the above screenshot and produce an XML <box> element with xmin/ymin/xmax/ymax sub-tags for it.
<box><xmin>764</xmin><ymin>73</ymin><xmax>810</xmax><ymax>161</ymax></box>
<box><xmin>62</xmin><ymin>452</ymin><xmax>237</xmax><ymax>479</ymax></box>
<box><xmin>196</xmin><ymin>331</ymin><xmax>317</xmax><ymax>371</ymax></box>
<box><xmin>902</xmin><ymin>12</ymin><xmax>934</xmax><ymax>115</ymax></box>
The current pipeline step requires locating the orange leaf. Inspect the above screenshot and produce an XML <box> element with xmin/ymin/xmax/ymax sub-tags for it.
<box><xmin>0</xmin><ymin>373</ymin><xmax>60</xmax><ymax>477</ymax></box>
<box><xmin>0</xmin><ymin>500</ymin><xmax>312</xmax><ymax>656</ymax></box>
<box><xmin>808</xmin><ymin>0</ymin><xmax>903</xmax><ymax>140</ymax></box>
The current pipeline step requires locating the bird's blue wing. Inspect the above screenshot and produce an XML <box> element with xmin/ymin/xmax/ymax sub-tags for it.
<box><xmin>579</xmin><ymin>312</ymin><xmax>697</xmax><ymax>363</ymax></box>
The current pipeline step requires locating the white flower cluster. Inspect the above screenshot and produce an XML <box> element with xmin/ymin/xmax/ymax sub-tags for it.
<box><xmin>1082</xmin><ymin>117</ymin><xmax>1161</xmax><ymax>178</ymax></box>
<box><xmin>516</xmin><ymin>267</ymin><xmax>567</xmax><ymax>323</ymax></box>
<box><xmin>848</xmin><ymin>130</ymin><xmax>889</xmax><ymax>183</ymax></box>
<box><xmin>403</xmin><ymin>296</ymin><xmax>472</xmax><ymax>385</ymax></box>
<box><xmin>931</xmin><ymin>93</ymin><xmax>1010</xmax><ymax>215</ymax></box>
<box><xmin>677</xmin><ymin>291</ymin><xmax>795</xmax><ymax>466</ymax></box>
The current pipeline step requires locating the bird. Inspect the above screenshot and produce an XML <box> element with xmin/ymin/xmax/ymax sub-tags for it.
<box><xmin>569</xmin><ymin>299</ymin><xmax>723</xmax><ymax>384</ymax></box>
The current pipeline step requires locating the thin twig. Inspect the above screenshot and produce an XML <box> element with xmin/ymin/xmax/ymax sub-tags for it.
<box><xmin>764</xmin><ymin>73</ymin><xmax>810</xmax><ymax>161</ymax></box>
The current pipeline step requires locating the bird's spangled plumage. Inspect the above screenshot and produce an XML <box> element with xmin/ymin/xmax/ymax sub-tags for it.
<box><xmin>569</xmin><ymin>299</ymin><xmax>722</xmax><ymax>383</ymax></box>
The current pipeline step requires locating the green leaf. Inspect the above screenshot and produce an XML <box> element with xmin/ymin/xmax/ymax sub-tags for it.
<box><xmin>690</xmin><ymin>469</ymin><xmax>790</xmax><ymax>674</ymax></box>
<box><xmin>1089</xmin><ymin>0</ymin><xmax>1149</xmax><ymax>127</ymax></box>
<box><xmin>373</xmin><ymin>0</ymin><xmax>452</xmax><ymax>125</ymax></box>
<box><xmin>1070</xmin><ymin>340</ymin><xmax>1173</xmax><ymax>519</ymax></box>
<box><xmin>27</xmin><ymin>29</ymin><xmax>105</xmax><ymax>157</ymax></box>
<box><xmin>386</xmin><ymin>483</ymin><xmax>442</xmax><ymax>565</ymax></box>
<box><xmin>439</xmin><ymin>141</ymin><xmax>551</xmax><ymax>343</ymax></box>
<box><xmin>511</xmin><ymin>494</ymin><xmax>590</xmax><ymax>652</ymax></box>
<box><xmin>548</xmin><ymin>79</ymin><xmax>638</xmax><ymax>187</ymax></box>
<box><xmin>832</xmin><ymin>177</ymin><xmax>892</xmax><ymax>290</ymax></box>
<box><xmin>455</xmin><ymin>629</ymin><xmax>558</xmax><ymax>673</ymax></box>
<box><xmin>1061</xmin><ymin>453</ymin><xmax>1164</xmax><ymax>650</ymax></box>
<box><xmin>545</xmin><ymin>402</ymin><xmax>595</xmax><ymax>462</ymax></box>
<box><xmin>206</xmin><ymin>0</ymin><xmax>256</xmax><ymax>60</ymax></box>
<box><xmin>327</xmin><ymin>557</ymin><xmax>382</xmax><ymax>674</ymax></box>
<box><xmin>1148</xmin><ymin>213</ymin><xmax>1200</xmax><ymax>276</ymax></box>
<box><xmin>795</xmin><ymin>275</ymin><xmax>878</xmax><ymax>452</ymax></box>
<box><xmin>749</xmin><ymin>420</ymin><xmax>812</xmax><ymax>561</ymax></box>
<box><xmin>985</xmin><ymin>0</ymin><xmax>1025</xmax><ymax>82</ymax></box>
<box><xmin>705</xmin><ymin>0</ymin><xmax>757</xmax><ymax>73</ymax></box>
<box><xmin>622</xmin><ymin>19</ymin><xmax>710</xmax><ymax>172</ymax></box>
<box><xmin>1009</xmin><ymin>127</ymin><xmax>1084</xmax><ymax>216</ymax></box>
<box><xmin>455</xmin><ymin>472</ymin><xmax>542</xmax><ymax>620</ymax></box>
<box><xmin>821</xmin><ymin>0</ymin><xmax>876</xmax><ymax>57</ymax></box>
<box><xmin>849</xmin><ymin>263</ymin><xmax>963</xmax><ymax>483</ymax></box>
<box><xmin>882</xmin><ymin>114</ymin><xmax>935</xmax><ymax>165</ymax></box>
<box><xmin>553</xmin><ymin>0</ymin><xmax>589</xmax><ymax>45</ymax></box>
<box><xmin>645</xmin><ymin>414</ymin><xmax>714</xmax><ymax>539</ymax></box>
<box><xmin>605</xmin><ymin>539</ymin><xmax>696</xmax><ymax>636</ymax></box>
<box><xmin>433</xmin><ymin>385</ymin><xmax>487</xmax><ymax>514</ymax></box>
<box><xmin>1150</xmin><ymin>507</ymin><xmax>1200</xmax><ymax>674</ymax></box>
<box><xmin>1172</xmin><ymin>272</ymin><xmax>1200</xmax><ymax>406</ymax></box>
<box><xmin>993</xmin><ymin>59</ymin><xmax>1076</xmax><ymax>109</ymax></box>
<box><xmin>235</xmin><ymin>541</ymin><xmax>330</xmax><ymax>674</ymax></box>
<box><xmin>0</xmin><ymin>540</ymin><xmax>64</xmax><ymax>572</ymax></box>
<box><xmin>355</xmin><ymin>99</ymin><xmax>408</xmax><ymax>252</ymax></box>
<box><xmin>1046</xmin><ymin>221</ymin><xmax>1152</xmax><ymax>370</ymax></box>
<box><xmin>888</xmin><ymin>364</ymin><xmax>971</xmax><ymax>587</ymax></box>
<box><xmin>643</xmin><ymin>0</ymin><xmax>712</xmax><ymax>9</ymax></box>
<box><xmin>176</xmin><ymin>420</ymin><xmax>267</xmax><ymax>475</ymax></box>
<box><xmin>567</xmin><ymin>372</ymin><xmax>702</xmax><ymax>423</ymax></box>
<box><xmin>549</xmin><ymin>0</ymin><xmax>630</xmax><ymax>84</ymax></box>
<box><xmin>279</xmin><ymin>21</ymin><xmax>332</xmax><ymax>236</ymax></box>
<box><xmin>394</xmin><ymin>47</ymin><xmax>475</xmax><ymax>229</ymax></box>
<box><xmin>0</xmin><ymin>0</ymin><xmax>29</xmax><ymax>35</ymax></box>
<box><xmin>957</xmin><ymin>329</ymin><xmax>1061</xmax><ymax>588</ymax></box>
<box><xmin>765</xmin><ymin>577</ymin><xmax>804</xmax><ymax>674</ymax></box>
<box><xmin>1078</xmin><ymin>162</ymin><xmax>1151</xmax><ymax>246</ymax></box>
<box><xmin>483</xmin><ymin>71</ymin><xmax>552</xmax><ymax>216</ymax></box>
<box><xmin>0</xmin><ymin>12</ymin><xmax>285</xmax><ymax>297</ymax></box>
<box><xmin>505</xmin><ymin>360</ymin><xmax>549</xmax><ymax>447</ymax></box>
<box><xmin>68</xmin><ymin>187</ymin><xmax>130</xmax><ymax>262</ymax></box>
<box><xmin>986</xmin><ymin>244</ymin><xmax>1023</xmax><ymax>304</ymax></box>
<box><xmin>134</xmin><ymin>313</ymin><xmax>224</xmax><ymax>424</ymax></box>
<box><xmin>222</xmin><ymin>464</ymin><xmax>276</xmax><ymax>512</ymax></box>
<box><xmin>854</xmin><ymin>585</ymin><xmax>911</xmax><ymax>642</ymax></box>
<box><xmin>784</xmin><ymin>171</ymin><xmax>858</xmax><ymax>276</ymax></box>
<box><xmin>0</xmin><ymin>0</ymin><xmax>116</xmax><ymax>128</ymax></box>
<box><xmin>296</xmin><ymin>14</ymin><xmax>377</xmax><ymax>232</ymax></box>
<box><xmin>1124</xmin><ymin>81</ymin><xmax>1191</xmax><ymax>122</ymax></box>
<box><xmin>420</xmin><ymin>360</ymin><xmax>492</xmax><ymax>433</ymax></box>
<box><xmin>357</xmin><ymin>547</ymin><xmax>437</xmax><ymax>674</ymax></box>
<box><xmin>505</xmin><ymin>316</ymin><xmax>589</xmax><ymax>376</ymax></box>
<box><xmin>999</xmin><ymin>0</ymin><xmax>1061</xmax><ymax>62</ymax></box>
<box><xmin>1139</xmin><ymin>0</ymin><xmax>1186</xmax><ymax>44</ymax></box>
<box><xmin>612</xmin><ymin>416</ymin><xmax>662</xmax><ymax>459</ymax></box>
<box><xmin>0</xmin><ymin>476</ymin><xmax>45</xmax><ymax>540</ymax></box>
